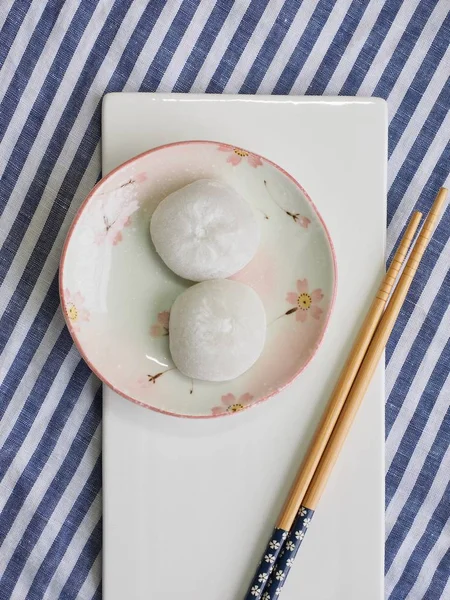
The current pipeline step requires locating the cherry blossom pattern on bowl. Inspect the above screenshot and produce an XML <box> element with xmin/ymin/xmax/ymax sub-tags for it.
<box><xmin>60</xmin><ymin>140</ymin><xmax>336</xmax><ymax>418</ymax></box>
<box><xmin>150</xmin><ymin>311</ymin><xmax>170</xmax><ymax>337</ymax></box>
<box><xmin>63</xmin><ymin>289</ymin><xmax>90</xmax><ymax>333</ymax></box>
<box><xmin>211</xmin><ymin>393</ymin><xmax>254</xmax><ymax>416</ymax></box>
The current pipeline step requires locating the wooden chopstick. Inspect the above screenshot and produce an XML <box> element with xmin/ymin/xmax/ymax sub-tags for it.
<box><xmin>244</xmin><ymin>207</ymin><xmax>423</xmax><ymax>600</ymax></box>
<box><xmin>244</xmin><ymin>188</ymin><xmax>447</xmax><ymax>600</ymax></box>
<box><xmin>278</xmin><ymin>209</ymin><xmax>422</xmax><ymax>530</ymax></box>
<box><xmin>260</xmin><ymin>187</ymin><xmax>447</xmax><ymax>599</ymax></box>
<box><xmin>302</xmin><ymin>187</ymin><xmax>447</xmax><ymax>511</ymax></box>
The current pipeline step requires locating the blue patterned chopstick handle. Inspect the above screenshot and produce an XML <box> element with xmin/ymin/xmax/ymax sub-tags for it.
<box><xmin>243</xmin><ymin>527</ymin><xmax>288</xmax><ymax>599</ymax></box>
<box><xmin>263</xmin><ymin>506</ymin><xmax>315</xmax><ymax>599</ymax></box>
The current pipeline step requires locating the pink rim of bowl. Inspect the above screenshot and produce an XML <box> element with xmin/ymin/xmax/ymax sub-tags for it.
<box><xmin>59</xmin><ymin>140</ymin><xmax>337</xmax><ymax>419</ymax></box>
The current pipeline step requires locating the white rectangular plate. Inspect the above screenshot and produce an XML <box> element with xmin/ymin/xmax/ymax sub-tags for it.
<box><xmin>102</xmin><ymin>93</ymin><xmax>386</xmax><ymax>600</ymax></box>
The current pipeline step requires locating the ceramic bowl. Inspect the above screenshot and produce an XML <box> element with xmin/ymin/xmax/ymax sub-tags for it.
<box><xmin>60</xmin><ymin>141</ymin><xmax>336</xmax><ymax>418</ymax></box>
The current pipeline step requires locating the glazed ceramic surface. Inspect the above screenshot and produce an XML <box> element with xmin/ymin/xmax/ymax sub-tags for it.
<box><xmin>60</xmin><ymin>140</ymin><xmax>336</xmax><ymax>417</ymax></box>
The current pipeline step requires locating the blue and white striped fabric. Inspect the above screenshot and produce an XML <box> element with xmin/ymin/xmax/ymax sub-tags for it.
<box><xmin>0</xmin><ymin>1</ymin><xmax>448</xmax><ymax>598</ymax></box>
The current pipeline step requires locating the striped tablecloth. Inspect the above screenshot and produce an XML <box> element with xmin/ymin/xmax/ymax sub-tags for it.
<box><xmin>0</xmin><ymin>2</ymin><xmax>449</xmax><ymax>599</ymax></box>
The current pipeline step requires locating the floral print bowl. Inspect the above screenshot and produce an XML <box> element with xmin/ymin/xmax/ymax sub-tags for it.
<box><xmin>60</xmin><ymin>141</ymin><xmax>336</xmax><ymax>418</ymax></box>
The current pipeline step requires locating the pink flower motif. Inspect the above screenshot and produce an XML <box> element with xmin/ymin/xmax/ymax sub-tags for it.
<box><xmin>112</xmin><ymin>229</ymin><xmax>123</xmax><ymax>245</ymax></box>
<box><xmin>150</xmin><ymin>311</ymin><xmax>170</xmax><ymax>337</ymax></box>
<box><xmin>93</xmin><ymin>179</ymin><xmax>140</xmax><ymax>247</ymax></box>
<box><xmin>94</xmin><ymin>212</ymin><xmax>134</xmax><ymax>246</ymax></box>
<box><xmin>298</xmin><ymin>216</ymin><xmax>311</xmax><ymax>229</ymax></box>
<box><xmin>64</xmin><ymin>288</ymin><xmax>90</xmax><ymax>333</ymax></box>
<box><xmin>211</xmin><ymin>392</ymin><xmax>254</xmax><ymax>416</ymax></box>
<box><xmin>286</xmin><ymin>279</ymin><xmax>324</xmax><ymax>323</ymax></box>
<box><xmin>137</xmin><ymin>375</ymin><xmax>150</xmax><ymax>389</ymax></box>
<box><xmin>134</xmin><ymin>172</ymin><xmax>147</xmax><ymax>183</ymax></box>
<box><xmin>218</xmin><ymin>144</ymin><xmax>263</xmax><ymax>168</ymax></box>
